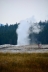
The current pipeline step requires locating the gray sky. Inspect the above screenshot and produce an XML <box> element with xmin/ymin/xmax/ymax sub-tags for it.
<box><xmin>0</xmin><ymin>0</ymin><xmax>48</xmax><ymax>24</ymax></box>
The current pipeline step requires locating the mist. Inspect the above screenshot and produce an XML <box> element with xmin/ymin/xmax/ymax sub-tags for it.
<box><xmin>17</xmin><ymin>17</ymin><xmax>40</xmax><ymax>46</ymax></box>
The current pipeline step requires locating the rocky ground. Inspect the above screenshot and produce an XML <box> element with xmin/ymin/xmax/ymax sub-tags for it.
<box><xmin>0</xmin><ymin>44</ymin><xmax>48</xmax><ymax>53</ymax></box>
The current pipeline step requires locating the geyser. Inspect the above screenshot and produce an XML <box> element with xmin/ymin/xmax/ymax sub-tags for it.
<box><xmin>17</xmin><ymin>17</ymin><xmax>40</xmax><ymax>46</ymax></box>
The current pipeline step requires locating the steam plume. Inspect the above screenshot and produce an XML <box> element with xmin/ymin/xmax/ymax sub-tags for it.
<box><xmin>17</xmin><ymin>16</ymin><xmax>40</xmax><ymax>46</ymax></box>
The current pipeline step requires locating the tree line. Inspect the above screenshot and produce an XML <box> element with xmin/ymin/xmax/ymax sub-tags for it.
<box><xmin>28</xmin><ymin>20</ymin><xmax>48</xmax><ymax>44</ymax></box>
<box><xmin>0</xmin><ymin>23</ymin><xmax>19</xmax><ymax>45</ymax></box>
<box><xmin>0</xmin><ymin>20</ymin><xmax>48</xmax><ymax>45</ymax></box>
<box><xmin>38</xmin><ymin>20</ymin><xmax>48</xmax><ymax>44</ymax></box>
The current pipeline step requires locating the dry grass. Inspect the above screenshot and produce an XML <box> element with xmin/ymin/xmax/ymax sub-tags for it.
<box><xmin>0</xmin><ymin>53</ymin><xmax>48</xmax><ymax>72</ymax></box>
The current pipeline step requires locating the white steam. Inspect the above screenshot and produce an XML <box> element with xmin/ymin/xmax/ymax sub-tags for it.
<box><xmin>17</xmin><ymin>16</ymin><xmax>40</xmax><ymax>46</ymax></box>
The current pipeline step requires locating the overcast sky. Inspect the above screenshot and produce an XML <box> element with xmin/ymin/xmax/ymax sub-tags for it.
<box><xmin>0</xmin><ymin>0</ymin><xmax>48</xmax><ymax>24</ymax></box>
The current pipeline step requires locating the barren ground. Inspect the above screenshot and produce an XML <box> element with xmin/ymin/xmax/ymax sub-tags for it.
<box><xmin>0</xmin><ymin>44</ymin><xmax>48</xmax><ymax>53</ymax></box>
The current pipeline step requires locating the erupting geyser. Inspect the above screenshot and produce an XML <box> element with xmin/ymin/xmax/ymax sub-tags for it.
<box><xmin>17</xmin><ymin>16</ymin><xmax>40</xmax><ymax>46</ymax></box>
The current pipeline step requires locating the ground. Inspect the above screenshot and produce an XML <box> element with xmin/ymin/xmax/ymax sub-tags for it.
<box><xmin>0</xmin><ymin>44</ymin><xmax>48</xmax><ymax>53</ymax></box>
<box><xmin>0</xmin><ymin>45</ymin><xmax>48</xmax><ymax>72</ymax></box>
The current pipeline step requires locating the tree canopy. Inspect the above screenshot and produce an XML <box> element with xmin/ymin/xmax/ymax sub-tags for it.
<box><xmin>38</xmin><ymin>20</ymin><xmax>48</xmax><ymax>44</ymax></box>
<box><xmin>0</xmin><ymin>23</ymin><xmax>19</xmax><ymax>45</ymax></box>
